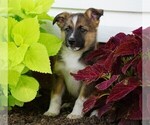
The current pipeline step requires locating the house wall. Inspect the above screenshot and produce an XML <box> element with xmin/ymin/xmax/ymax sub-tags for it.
<box><xmin>47</xmin><ymin>0</ymin><xmax>150</xmax><ymax>42</ymax></box>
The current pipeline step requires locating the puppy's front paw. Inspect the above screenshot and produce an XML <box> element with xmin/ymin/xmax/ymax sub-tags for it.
<box><xmin>67</xmin><ymin>113</ymin><xmax>83</xmax><ymax>119</ymax></box>
<box><xmin>90</xmin><ymin>110</ymin><xmax>98</xmax><ymax>117</ymax></box>
<box><xmin>44</xmin><ymin>110</ymin><xmax>59</xmax><ymax>117</ymax></box>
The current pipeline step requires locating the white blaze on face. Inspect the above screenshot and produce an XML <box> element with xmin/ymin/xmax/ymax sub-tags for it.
<box><xmin>72</xmin><ymin>15</ymin><xmax>78</xmax><ymax>27</ymax></box>
<box><xmin>69</xmin><ymin>15</ymin><xmax>78</xmax><ymax>39</ymax></box>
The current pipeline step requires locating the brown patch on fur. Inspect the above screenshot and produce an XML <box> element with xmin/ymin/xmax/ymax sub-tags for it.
<box><xmin>78</xmin><ymin>83</ymin><xmax>96</xmax><ymax>99</ymax></box>
<box><xmin>85</xmin><ymin>8</ymin><xmax>103</xmax><ymax>27</ymax></box>
<box><xmin>84</xmin><ymin>32</ymin><xmax>97</xmax><ymax>50</ymax></box>
<box><xmin>61</xmin><ymin>31</ymin><xmax>65</xmax><ymax>41</ymax></box>
<box><xmin>64</xmin><ymin>17</ymin><xmax>75</xmax><ymax>28</ymax></box>
<box><xmin>51</xmin><ymin>76</ymin><xmax>64</xmax><ymax>96</ymax></box>
<box><xmin>74</xmin><ymin>14</ymin><xmax>96</xmax><ymax>30</ymax></box>
<box><xmin>53</xmin><ymin>12</ymin><xmax>70</xmax><ymax>29</ymax></box>
<box><xmin>73</xmin><ymin>12</ymin><xmax>101</xmax><ymax>51</ymax></box>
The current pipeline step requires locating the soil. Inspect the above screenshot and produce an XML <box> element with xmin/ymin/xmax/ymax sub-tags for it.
<box><xmin>7</xmin><ymin>73</ymin><xmax>143</xmax><ymax>125</ymax></box>
<box><xmin>8</xmin><ymin>73</ymin><xmax>115</xmax><ymax>125</ymax></box>
<box><xmin>8</xmin><ymin>108</ymin><xmax>111</xmax><ymax>125</ymax></box>
<box><xmin>8</xmin><ymin>89</ymin><xmax>115</xmax><ymax>125</ymax></box>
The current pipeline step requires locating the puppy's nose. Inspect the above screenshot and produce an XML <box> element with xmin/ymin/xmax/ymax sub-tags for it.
<box><xmin>68</xmin><ymin>38</ymin><xmax>75</xmax><ymax>45</ymax></box>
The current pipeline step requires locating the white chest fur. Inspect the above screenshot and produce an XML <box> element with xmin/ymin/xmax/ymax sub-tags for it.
<box><xmin>55</xmin><ymin>47</ymin><xmax>85</xmax><ymax>97</ymax></box>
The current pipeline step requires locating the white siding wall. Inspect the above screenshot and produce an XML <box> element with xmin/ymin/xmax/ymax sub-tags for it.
<box><xmin>47</xmin><ymin>0</ymin><xmax>150</xmax><ymax>42</ymax></box>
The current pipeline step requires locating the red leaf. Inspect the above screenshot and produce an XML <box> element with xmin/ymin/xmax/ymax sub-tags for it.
<box><xmin>96</xmin><ymin>75</ymin><xmax>119</xmax><ymax>90</ymax></box>
<box><xmin>104</xmin><ymin>33</ymin><xmax>126</xmax><ymax>50</ymax></box>
<box><xmin>114</xmin><ymin>35</ymin><xmax>141</xmax><ymax>57</ymax></box>
<box><xmin>84</xmin><ymin>45</ymin><xmax>106</xmax><ymax>62</ymax></box>
<box><xmin>104</xmin><ymin>52</ymin><xmax>117</xmax><ymax>71</ymax></box>
<box><xmin>122</xmin><ymin>57</ymin><xmax>139</xmax><ymax>74</ymax></box>
<box><xmin>106</xmin><ymin>78</ymin><xmax>140</xmax><ymax>103</ymax></box>
<box><xmin>98</xmin><ymin>103</ymin><xmax>112</xmax><ymax>117</ymax></box>
<box><xmin>132</xmin><ymin>27</ymin><xmax>142</xmax><ymax>38</ymax></box>
<box><xmin>71</xmin><ymin>63</ymin><xmax>105</xmax><ymax>84</ymax></box>
<box><xmin>143</xmin><ymin>88</ymin><xmax>150</xmax><ymax>120</ymax></box>
<box><xmin>147</xmin><ymin>93</ymin><xmax>150</xmax><ymax>115</ymax></box>
<box><xmin>139</xmin><ymin>93</ymin><xmax>142</xmax><ymax>112</ymax></box>
<box><xmin>114</xmin><ymin>33</ymin><xmax>127</xmax><ymax>43</ymax></box>
<box><xmin>137</xmin><ymin>59</ymin><xmax>142</xmax><ymax>79</ymax></box>
<box><xmin>119</xmin><ymin>119</ymin><xmax>140</xmax><ymax>125</ymax></box>
<box><xmin>143</xmin><ymin>27</ymin><xmax>150</xmax><ymax>36</ymax></box>
<box><xmin>143</xmin><ymin>27</ymin><xmax>150</xmax><ymax>47</ymax></box>
<box><xmin>143</xmin><ymin>58</ymin><xmax>150</xmax><ymax>83</ymax></box>
<box><xmin>127</xmin><ymin>101</ymin><xmax>142</xmax><ymax>120</ymax></box>
<box><xmin>83</xmin><ymin>96</ymin><xmax>97</xmax><ymax>113</ymax></box>
<box><xmin>128</xmin><ymin>110</ymin><xmax>142</xmax><ymax>120</ymax></box>
<box><xmin>143</xmin><ymin>27</ymin><xmax>150</xmax><ymax>52</ymax></box>
<box><xmin>111</xmin><ymin>57</ymin><xmax>122</xmax><ymax>74</ymax></box>
<box><xmin>104</xmin><ymin>37</ymin><xmax>118</xmax><ymax>50</ymax></box>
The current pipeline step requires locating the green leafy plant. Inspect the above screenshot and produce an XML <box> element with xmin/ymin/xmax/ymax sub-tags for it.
<box><xmin>0</xmin><ymin>0</ymin><xmax>62</xmax><ymax>109</ymax></box>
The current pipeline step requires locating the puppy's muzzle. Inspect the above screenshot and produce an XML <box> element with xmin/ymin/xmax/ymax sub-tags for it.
<box><xmin>68</xmin><ymin>38</ymin><xmax>76</xmax><ymax>46</ymax></box>
<box><xmin>67</xmin><ymin>38</ymin><xmax>81</xmax><ymax>51</ymax></box>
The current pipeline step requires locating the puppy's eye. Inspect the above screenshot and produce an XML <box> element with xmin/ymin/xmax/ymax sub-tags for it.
<box><xmin>64</xmin><ymin>27</ymin><xmax>71</xmax><ymax>32</ymax></box>
<box><xmin>80</xmin><ymin>27</ymin><xmax>88</xmax><ymax>33</ymax></box>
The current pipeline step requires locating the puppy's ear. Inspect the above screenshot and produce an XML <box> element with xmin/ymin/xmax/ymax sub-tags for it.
<box><xmin>53</xmin><ymin>12</ymin><xmax>70</xmax><ymax>28</ymax></box>
<box><xmin>85</xmin><ymin>8</ymin><xmax>103</xmax><ymax>25</ymax></box>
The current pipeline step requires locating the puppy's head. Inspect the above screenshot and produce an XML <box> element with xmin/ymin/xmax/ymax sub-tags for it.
<box><xmin>53</xmin><ymin>8</ymin><xmax>103</xmax><ymax>51</ymax></box>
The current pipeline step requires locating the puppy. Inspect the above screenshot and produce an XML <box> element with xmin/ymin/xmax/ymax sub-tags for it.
<box><xmin>44</xmin><ymin>8</ymin><xmax>103</xmax><ymax>119</ymax></box>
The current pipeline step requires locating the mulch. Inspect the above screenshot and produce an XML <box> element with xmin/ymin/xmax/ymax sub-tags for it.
<box><xmin>8</xmin><ymin>90</ymin><xmax>115</xmax><ymax>125</ymax></box>
<box><xmin>8</xmin><ymin>109</ymin><xmax>111</xmax><ymax>125</ymax></box>
<box><xmin>8</xmin><ymin>73</ymin><xmax>116</xmax><ymax>125</ymax></box>
<box><xmin>7</xmin><ymin>72</ymin><xmax>142</xmax><ymax>125</ymax></box>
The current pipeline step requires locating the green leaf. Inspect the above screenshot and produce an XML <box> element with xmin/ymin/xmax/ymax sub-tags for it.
<box><xmin>12</xmin><ymin>18</ymin><xmax>40</xmax><ymax>46</ymax></box>
<box><xmin>8</xmin><ymin>95</ymin><xmax>24</xmax><ymax>107</ymax></box>
<box><xmin>38</xmin><ymin>33</ymin><xmax>62</xmax><ymax>56</ymax></box>
<box><xmin>0</xmin><ymin>70</ymin><xmax>7</xmax><ymax>85</ymax></box>
<box><xmin>21</xmin><ymin>67</ymin><xmax>29</xmax><ymax>74</ymax></box>
<box><xmin>8</xmin><ymin>17</ymin><xmax>18</xmax><ymax>42</ymax></box>
<box><xmin>34</xmin><ymin>0</ymin><xmax>54</xmax><ymax>14</ymax></box>
<box><xmin>15</xmin><ymin>98</ymin><xmax>24</xmax><ymax>107</ymax></box>
<box><xmin>0</xmin><ymin>95</ymin><xmax>7</xmax><ymax>106</ymax></box>
<box><xmin>0</xmin><ymin>17</ymin><xmax>7</xmax><ymax>42</ymax></box>
<box><xmin>0</xmin><ymin>42</ymin><xmax>8</xmax><ymax>89</ymax></box>
<box><xmin>21</xmin><ymin>0</ymin><xmax>54</xmax><ymax>16</ymax></box>
<box><xmin>21</xmin><ymin>0</ymin><xmax>35</xmax><ymax>15</ymax></box>
<box><xmin>8</xmin><ymin>42</ymin><xmax>29</xmax><ymax>67</ymax></box>
<box><xmin>0</xmin><ymin>0</ymin><xmax>7</xmax><ymax>16</ymax></box>
<box><xmin>23</xmin><ymin>42</ymin><xmax>51</xmax><ymax>73</ymax></box>
<box><xmin>38</xmin><ymin>13</ymin><xmax>54</xmax><ymax>21</ymax></box>
<box><xmin>8</xmin><ymin>95</ymin><xmax>16</xmax><ymax>107</ymax></box>
<box><xmin>8</xmin><ymin>70</ymin><xmax>20</xmax><ymax>89</ymax></box>
<box><xmin>13</xmin><ymin>34</ymin><xmax>24</xmax><ymax>46</ymax></box>
<box><xmin>0</xmin><ymin>41</ymin><xmax>8</xmax><ymax>65</ymax></box>
<box><xmin>11</xmin><ymin>75</ymin><xmax>39</xmax><ymax>102</ymax></box>
<box><xmin>0</xmin><ymin>84</ymin><xmax>7</xmax><ymax>97</ymax></box>
<box><xmin>10</xmin><ymin>63</ymin><xmax>25</xmax><ymax>74</ymax></box>
<box><xmin>8</xmin><ymin>0</ymin><xmax>21</xmax><ymax>16</ymax></box>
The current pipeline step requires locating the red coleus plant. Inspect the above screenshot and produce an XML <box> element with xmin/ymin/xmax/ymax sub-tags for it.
<box><xmin>72</xmin><ymin>27</ymin><xmax>150</xmax><ymax>124</ymax></box>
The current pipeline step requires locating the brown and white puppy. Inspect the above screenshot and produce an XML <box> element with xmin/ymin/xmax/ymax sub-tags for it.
<box><xmin>44</xmin><ymin>8</ymin><xmax>103</xmax><ymax>119</ymax></box>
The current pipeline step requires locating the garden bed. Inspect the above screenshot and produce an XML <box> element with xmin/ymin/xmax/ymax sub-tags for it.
<box><xmin>8</xmin><ymin>89</ymin><xmax>114</xmax><ymax>125</ymax></box>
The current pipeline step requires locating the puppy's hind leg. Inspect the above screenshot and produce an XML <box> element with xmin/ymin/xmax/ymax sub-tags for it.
<box><xmin>44</xmin><ymin>76</ymin><xmax>65</xmax><ymax>117</ymax></box>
